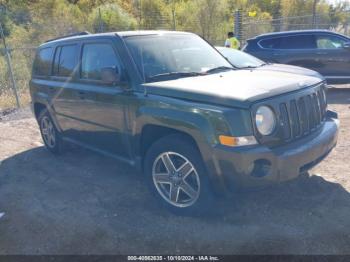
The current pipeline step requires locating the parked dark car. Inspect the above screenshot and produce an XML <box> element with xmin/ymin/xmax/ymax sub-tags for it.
<box><xmin>216</xmin><ymin>46</ymin><xmax>323</xmax><ymax>79</ymax></box>
<box><xmin>30</xmin><ymin>31</ymin><xmax>339</xmax><ymax>213</ymax></box>
<box><xmin>243</xmin><ymin>30</ymin><xmax>350</xmax><ymax>84</ymax></box>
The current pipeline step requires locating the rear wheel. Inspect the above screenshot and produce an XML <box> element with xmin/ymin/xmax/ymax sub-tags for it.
<box><xmin>38</xmin><ymin>111</ymin><xmax>63</xmax><ymax>154</ymax></box>
<box><xmin>144</xmin><ymin>134</ymin><xmax>214</xmax><ymax>214</ymax></box>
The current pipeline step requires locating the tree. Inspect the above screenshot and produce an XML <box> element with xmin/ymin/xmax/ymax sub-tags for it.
<box><xmin>88</xmin><ymin>2</ymin><xmax>137</xmax><ymax>32</ymax></box>
<box><xmin>138</xmin><ymin>0</ymin><xmax>168</xmax><ymax>29</ymax></box>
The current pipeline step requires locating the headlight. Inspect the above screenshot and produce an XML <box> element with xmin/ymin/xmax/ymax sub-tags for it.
<box><xmin>255</xmin><ymin>106</ymin><xmax>276</xmax><ymax>136</ymax></box>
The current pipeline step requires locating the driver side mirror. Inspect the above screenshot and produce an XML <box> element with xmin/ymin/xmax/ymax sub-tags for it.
<box><xmin>101</xmin><ymin>67</ymin><xmax>121</xmax><ymax>85</ymax></box>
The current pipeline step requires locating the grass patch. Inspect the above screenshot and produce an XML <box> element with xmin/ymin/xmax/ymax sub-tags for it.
<box><xmin>0</xmin><ymin>90</ymin><xmax>31</xmax><ymax>110</ymax></box>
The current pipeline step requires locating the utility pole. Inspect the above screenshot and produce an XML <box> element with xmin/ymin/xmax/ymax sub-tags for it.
<box><xmin>98</xmin><ymin>8</ymin><xmax>103</xmax><ymax>33</ymax></box>
<box><xmin>312</xmin><ymin>0</ymin><xmax>319</xmax><ymax>28</ymax></box>
<box><xmin>0</xmin><ymin>21</ymin><xmax>20</xmax><ymax>108</ymax></box>
<box><xmin>172</xmin><ymin>10</ymin><xmax>176</xmax><ymax>30</ymax></box>
<box><xmin>272</xmin><ymin>0</ymin><xmax>282</xmax><ymax>32</ymax></box>
<box><xmin>139</xmin><ymin>0</ymin><xmax>142</xmax><ymax>29</ymax></box>
<box><xmin>234</xmin><ymin>9</ymin><xmax>242</xmax><ymax>41</ymax></box>
<box><xmin>171</xmin><ymin>0</ymin><xmax>176</xmax><ymax>31</ymax></box>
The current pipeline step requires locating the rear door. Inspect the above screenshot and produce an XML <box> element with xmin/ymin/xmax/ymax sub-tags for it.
<box><xmin>31</xmin><ymin>46</ymin><xmax>54</xmax><ymax>104</ymax></box>
<box><xmin>259</xmin><ymin>35</ymin><xmax>319</xmax><ymax>71</ymax></box>
<box><xmin>50</xmin><ymin>43</ymin><xmax>82</xmax><ymax>140</ymax></box>
<box><xmin>248</xmin><ymin>37</ymin><xmax>281</xmax><ymax>61</ymax></box>
<box><xmin>314</xmin><ymin>33</ymin><xmax>350</xmax><ymax>79</ymax></box>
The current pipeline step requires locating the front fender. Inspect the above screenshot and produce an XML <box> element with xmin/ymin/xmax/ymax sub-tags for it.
<box><xmin>134</xmin><ymin>106</ymin><xmax>215</xmax><ymax>159</ymax></box>
<box><xmin>132</xmin><ymin>98</ymin><xmax>235</xmax><ymax>192</ymax></box>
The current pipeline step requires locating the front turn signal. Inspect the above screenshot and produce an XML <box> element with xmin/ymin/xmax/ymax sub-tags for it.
<box><xmin>219</xmin><ymin>135</ymin><xmax>237</xmax><ymax>147</ymax></box>
<box><xmin>219</xmin><ymin>135</ymin><xmax>258</xmax><ymax>147</ymax></box>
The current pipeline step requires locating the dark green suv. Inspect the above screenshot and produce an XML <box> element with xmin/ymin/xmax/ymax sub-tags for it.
<box><xmin>30</xmin><ymin>31</ymin><xmax>339</xmax><ymax>212</ymax></box>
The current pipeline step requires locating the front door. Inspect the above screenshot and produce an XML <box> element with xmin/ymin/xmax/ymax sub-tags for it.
<box><xmin>272</xmin><ymin>34</ymin><xmax>320</xmax><ymax>71</ymax></box>
<box><xmin>72</xmin><ymin>41</ymin><xmax>131</xmax><ymax>158</ymax></box>
<box><xmin>314</xmin><ymin>34</ymin><xmax>350</xmax><ymax>80</ymax></box>
<box><xmin>53</xmin><ymin>40</ymin><xmax>132</xmax><ymax>159</ymax></box>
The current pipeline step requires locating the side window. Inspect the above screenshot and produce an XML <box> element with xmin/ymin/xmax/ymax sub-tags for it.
<box><xmin>33</xmin><ymin>47</ymin><xmax>53</xmax><ymax>76</ymax></box>
<box><xmin>259</xmin><ymin>37</ymin><xmax>281</xmax><ymax>49</ymax></box>
<box><xmin>316</xmin><ymin>35</ymin><xmax>346</xmax><ymax>49</ymax></box>
<box><xmin>81</xmin><ymin>43</ymin><xmax>120</xmax><ymax>81</ymax></box>
<box><xmin>279</xmin><ymin>35</ymin><xmax>316</xmax><ymax>49</ymax></box>
<box><xmin>53</xmin><ymin>44</ymin><xmax>78</xmax><ymax>77</ymax></box>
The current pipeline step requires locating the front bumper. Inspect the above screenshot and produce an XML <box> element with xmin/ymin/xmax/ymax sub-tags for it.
<box><xmin>211</xmin><ymin>112</ymin><xmax>339</xmax><ymax>189</ymax></box>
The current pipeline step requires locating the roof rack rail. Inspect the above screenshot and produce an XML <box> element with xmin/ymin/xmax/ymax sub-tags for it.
<box><xmin>45</xmin><ymin>31</ymin><xmax>91</xmax><ymax>43</ymax></box>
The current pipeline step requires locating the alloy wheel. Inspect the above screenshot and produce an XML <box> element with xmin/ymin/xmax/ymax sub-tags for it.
<box><xmin>41</xmin><ymin>116</ymin><xmax>56</xmax><ymax>148</ymax></box>
<box><xmin>152</xmin><ymin>152</ymin><xmax>200</xmax><ymax>208</ymax></box>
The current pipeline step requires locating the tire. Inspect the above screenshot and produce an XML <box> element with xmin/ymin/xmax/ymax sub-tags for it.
<box><xmin>38</xmin><ymin>110</ymin><xmax>63</xmax><ymax>154</ymax></box>
<box><xmin>144</xmin><ymin>134</ymin><xmax>215</xmax><ymax>215</ymax></box>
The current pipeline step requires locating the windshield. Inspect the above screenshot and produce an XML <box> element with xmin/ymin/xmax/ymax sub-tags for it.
<box><xmin>216</xmin><ymin>47</ymin><xmax>265</xmax><ymax>68</ymax></box>
<box><xmin>123</xmin><ymin>34</ymin><xmax>233</xmax><ymax>82</ymax></box>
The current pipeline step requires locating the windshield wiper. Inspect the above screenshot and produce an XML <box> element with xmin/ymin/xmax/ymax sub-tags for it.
<box><xmin>239</xmin><ymin>65</ymin><xmax>258</xmax><ymax>69</ymax></box>
<box><xmin>147</xmin><ymin>71</ymin><xmax>204</xmax><ymax>81</ymax></box>
<box><xmin>238</xmin><ymin>63</ymin><xmax>267</xmax><ymax>69</ymax></box>
<box><xmin>205</xmin><ymin>66</ymin><xmax>234</xmax><ymax>74</ymax></box>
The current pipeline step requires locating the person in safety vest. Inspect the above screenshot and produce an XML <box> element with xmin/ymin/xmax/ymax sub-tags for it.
<box><xmin>224</xmin><ymin>32</ymin><xmax>240</xmax><ymax>50</ymax></box>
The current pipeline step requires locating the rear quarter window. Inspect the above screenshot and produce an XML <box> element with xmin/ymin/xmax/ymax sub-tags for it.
<box><xmin>259</xmin><ymin>37</ymin><xmax>281</xmax><ymax>49</ymax></box>
<box><xmin>32</xmin><ymin>47</ymin><xmax>53</xmax><ymax>76</ymax></box>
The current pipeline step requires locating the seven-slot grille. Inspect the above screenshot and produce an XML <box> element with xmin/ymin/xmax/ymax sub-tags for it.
<box><xmin>278</xmin><ymin>84</ymin><xmax>327</xmax><ymax>142</ymax></box>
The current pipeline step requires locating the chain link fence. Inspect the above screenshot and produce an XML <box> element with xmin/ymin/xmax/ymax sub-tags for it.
<box><xmin>0</xmin><ymin>10</ymin><xmax>229</xmax><ymax>110</ymax></box>
<box><xmin>1</xmin><ymin>9</ymin><xmax>350</xmax><ymax>110</ymax></box>
<box><xmin>0</xmin><ymin>46</ymin><xmax>36</xmax><ymax>109</ymax></box>
<box><xmin>242</xmin><ymin>13</ymin><xmax>350</xmax><ymax>43</ymax></box>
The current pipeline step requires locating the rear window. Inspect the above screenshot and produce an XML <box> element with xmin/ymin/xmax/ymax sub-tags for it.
<box><xmin>279</xmin><ymin>35</ymin><xmax>316</xmax><ymax>49</ymax></box>
<box><xmin>260</xmin><ymin>35</ymin><xmax>316</xmax><ymax>49</ymax></box>
<box><xmin>33</xmin><ymin>47</ymin><xmax>53</xmax><ymax>76</ymax></box>
<box><xmin>53</xmin><ymin>44</ymin><xmax>78</xmax><ymax>77</ymax></box>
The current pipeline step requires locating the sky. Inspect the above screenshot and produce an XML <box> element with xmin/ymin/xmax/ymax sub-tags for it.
<box><xmin>327</xmin><ymin>0</ymin><xmax>350</xmax><ymax>5</ymax></box>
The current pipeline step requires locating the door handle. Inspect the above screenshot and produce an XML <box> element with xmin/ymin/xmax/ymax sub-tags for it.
<box><xmin>316</xmin><ymin>51</ymin><xmax>327</xmax><ymax>55</ymax></box>
<box><xmin>77</xmin><ymin>91</ymin><xmax>86</xmax><ymax>99</ymax></box>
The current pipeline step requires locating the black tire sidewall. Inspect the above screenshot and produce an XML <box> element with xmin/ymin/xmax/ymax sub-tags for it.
<box><xmin>144</xmin><ymin>134</ymin><xmax>215</xmax><ymax>215</ymax></box>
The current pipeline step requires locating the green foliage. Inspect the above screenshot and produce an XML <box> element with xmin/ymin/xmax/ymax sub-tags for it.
<box><xmin>0</xmin><ymin>0</ymin><xmax>349</xmax><ymax>108</ymax></box>
<box><xmin>0</xmin><ymin>10</ymin><xmax>13</xmax><ymax>36</ymax></box>
<box><xmin>0</xmin><ymin>0</ymin><xmax>348</xmax><ymax>46</ymax></box>
<box><xmin>88</xmin><ymin>3</ymin><xmax>137</xmax><ymax>32</ymax></box>
<box><xmin>139</xmin><ymin>0</ymin><xmax>168</xmax><ymax>29</ymax></box>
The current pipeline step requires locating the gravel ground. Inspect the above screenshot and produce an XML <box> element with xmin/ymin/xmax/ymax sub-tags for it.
<box><xmin>0</xmin><ymin>90</ymin><xmax>349</xmax><ymax>255</ymax></box>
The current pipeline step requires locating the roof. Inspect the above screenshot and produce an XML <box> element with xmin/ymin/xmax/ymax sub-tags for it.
<box><xmin>39</xmin><ymin>30</ymin><xmax>193</xmax><ymax>48</ymax></box>
<box><xmin>116</xmin><ymin>30</ymin><xmax>192</xmax><ymax>37</ymax></box>
<box><xmin>249</xmin><ymin>29</ymin><xmax>346</xmax><ymax>40</ymax></box>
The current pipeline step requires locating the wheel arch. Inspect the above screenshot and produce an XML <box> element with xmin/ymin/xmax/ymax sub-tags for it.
<box><xmin>134</xmin><ymin>107</ymin><xmax>215</xmax><ymax>161</ymax></box>
<box><xmin>139</xmin><ymin>124</ymin><xmax>201</xmax><ymax>158</ymax></box>
<box><xmin>32</xmin><ymin>100</ymin><xmax>62</xmax><ymax>133</ymax></box>
<box><xmin>33</xmin><ymin>102</ymin><xmax>47</xmax><ymax>120</ymax></box>
<box><xmin>133</xmin><ymin>108</ymin><xmax>226</xmax><ymax>192</ymax></box>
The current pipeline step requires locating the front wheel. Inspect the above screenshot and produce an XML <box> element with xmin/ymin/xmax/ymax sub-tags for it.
<box><xmin>144</xmin><ymin>134</ymin><xmax>214</xmax><ymax>214</ymax></box>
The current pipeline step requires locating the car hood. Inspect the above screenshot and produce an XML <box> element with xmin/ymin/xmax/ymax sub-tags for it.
<box><xmin>254</xmin><ymin>63</ymin><xmax>324</xmax><ymax>79</ymax></box>
<box><xmin>143</xmin><ymin>70</ymin><xmax>323</xmax><ymax>108</ymax></box>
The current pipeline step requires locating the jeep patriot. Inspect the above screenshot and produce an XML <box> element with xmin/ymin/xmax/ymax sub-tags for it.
<box><xmin>30</xmin><ymin>31</ymin><xmax>339</xmax><ymax>212</ymax></box>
